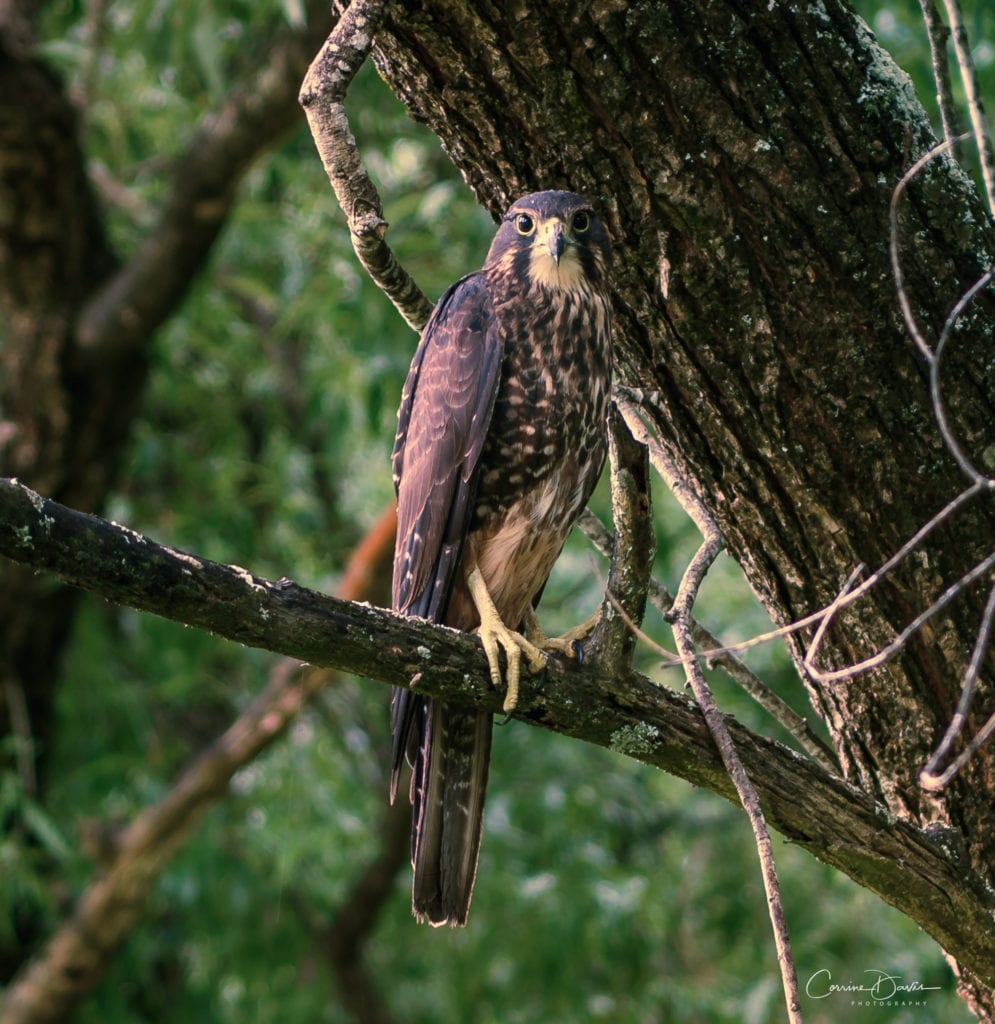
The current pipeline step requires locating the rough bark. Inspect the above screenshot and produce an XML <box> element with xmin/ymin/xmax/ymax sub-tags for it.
<box><xmin>364</xmin><ymin>0</ymin><xmax>995</xmax><ymax>1013</ymax></box>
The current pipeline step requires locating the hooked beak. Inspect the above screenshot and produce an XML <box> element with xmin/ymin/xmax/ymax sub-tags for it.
<box><xmin>543</xmin><ymin>219</ymin><xmax>567</xmax><ymax>265</ymax></box>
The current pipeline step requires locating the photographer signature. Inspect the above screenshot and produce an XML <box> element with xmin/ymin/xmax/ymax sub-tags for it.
<box><xmin>806</xmin><ymin>968</ymin><xmax>942</xmax><ymax>1001</ymax></box>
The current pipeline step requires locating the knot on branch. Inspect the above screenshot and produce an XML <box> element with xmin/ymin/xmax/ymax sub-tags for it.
<box><xmin>350</xmin><ymin>196</ymin><xmax>387</xmax><ymax>241</ymax></box>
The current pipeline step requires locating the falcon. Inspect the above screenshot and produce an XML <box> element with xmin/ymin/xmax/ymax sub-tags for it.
<box><xmin>390</xmin><ymin>190</ymin><xmax>613</xmax><ymax>926</ymax></box>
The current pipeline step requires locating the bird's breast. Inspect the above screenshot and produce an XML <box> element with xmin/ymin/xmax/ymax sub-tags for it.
<box><xmin>471</xmin><ymin>287</ymin><xmax>611</xmax><ymax>527</ymax></box>
<box><xmin>445</xmin><ymin>286</ymin><xmax>611</xmax><ymax>630</ymax></box>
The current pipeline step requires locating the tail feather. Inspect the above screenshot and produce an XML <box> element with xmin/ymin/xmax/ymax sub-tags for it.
<box><xmin>408</xmin><ymin>698</ymin><xmax>493</xmax><ymax>927</ymax></box>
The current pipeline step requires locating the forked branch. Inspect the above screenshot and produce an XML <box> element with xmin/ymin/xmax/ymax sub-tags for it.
<box><xmin>613</xmin><ymin>400</ymin><xmax>803</xmax><ymax>1022</ymax></box>
<box><xmin>299</xmin><ymin>0</ymin><xmax>432</xmax><ymax>331</ymax></box>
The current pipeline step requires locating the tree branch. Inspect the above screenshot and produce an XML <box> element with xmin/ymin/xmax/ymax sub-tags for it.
<box><xmin>587</xmin><ymin>407</ymin><xmax>654</xmax><ymax>664</ymax></box>
<box><xmin>73</xmin><ymin>1</ymin><xmax>335</xmax><ymax>361</ymax></box>
<box><xmin>917</xmin><ymin>0</ymin><xmax>961</xmax><ymax>151</ymax></box>
<box><xmin>1</xmin><ymin>477</ymin><xmax>994</xmax><ymax>987</ymax></box>
<box><xmin>299</xmin><ymin>0</ymin><xmax>433</xmax><ymax>332</ymax></box>
<box><xmin>0</xmin><ymin>499</ymin><xmax>398</xmax><ymax>1024</ymax></box>
<box><xmin>939</xmin><ymin>0</ymin><xmax>995</xmax><ymax>216</ymax></box>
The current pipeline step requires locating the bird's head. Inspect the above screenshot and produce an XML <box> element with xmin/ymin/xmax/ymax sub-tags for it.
<box><xmin>485</xmin><ymin>190</ymin><xmax>611</xmax><ymax>295</ymax></box>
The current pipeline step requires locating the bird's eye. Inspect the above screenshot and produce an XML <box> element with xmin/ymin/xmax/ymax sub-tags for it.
<box><xmin>572</xmin><ymin>210</ymin><xmax>591</xmax><ymax>233</ymax></box>
<box><xmin>515</xmin><ymin>213</ymin><xmax>535</xmax><ymax>235</ymax></box>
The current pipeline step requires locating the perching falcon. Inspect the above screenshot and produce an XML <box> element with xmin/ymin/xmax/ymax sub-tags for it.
<box><xmin>390</xmin><ymin>190</ymin><xmax>613</xmax><ymax>926</ymax></box>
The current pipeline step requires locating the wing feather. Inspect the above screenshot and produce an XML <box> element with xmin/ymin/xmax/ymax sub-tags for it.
<box><xmin>389</xmin><ymin>273</ymin><xmax>502</xmax><ymax>809</ymax></box>
<box><xmin>391</xmin><ymin>272</ymin><xmax>502</xmax><ymax>619</ymax></box>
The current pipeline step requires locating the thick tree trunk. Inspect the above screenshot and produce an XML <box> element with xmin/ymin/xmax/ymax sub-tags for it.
<box><xmin>369</xmin><ymin>0</ymin><xmax>995</xmax><ymax>1014</ymax></box>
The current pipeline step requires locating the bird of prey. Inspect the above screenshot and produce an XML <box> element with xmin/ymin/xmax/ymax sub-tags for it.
<box><xmin>390</xmin><ymin>190</ymin><xmax>613</xmax><ymax>926</ymax></box>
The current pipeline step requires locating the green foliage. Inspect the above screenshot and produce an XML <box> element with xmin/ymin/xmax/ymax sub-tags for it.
<box><xmin>7</xmin><ymin>1</ymin><xmax>990</xmax><ymax>1021</ymax></box>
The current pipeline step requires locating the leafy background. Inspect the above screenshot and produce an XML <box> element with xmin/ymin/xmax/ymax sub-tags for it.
<box><xmin>5</xmin><ymin>1</ymin><xmax>993</xmax><ymax>1020</ymax></box>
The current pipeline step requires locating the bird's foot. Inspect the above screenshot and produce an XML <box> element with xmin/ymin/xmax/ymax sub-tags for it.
<box><xmin>467</xmin><ymin>566</ymin><xmax>547</xmax><ymax>713</ymax></box>
<box><xmin>523</xmin><ymin>606</ymin><xmax>601</xmax><ymax>661</ymax></box>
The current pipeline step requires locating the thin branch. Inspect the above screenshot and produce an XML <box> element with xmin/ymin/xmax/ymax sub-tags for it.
<box><xmin>808</xmin><ymin>552</ymin><xmax>995</xmax><ymax>683</ymax></box>
<box><xmin>697</xmin><ymin>482</ymin><xmax>989</xmax><ymax>664</ymax></box>
<box><xmin>889</xmin><ymin>134</ymin><xmax>970</xmax><ymax>363</ymax></box>
<box><xmin>3</xmin><ymin>480</ymin><xmax>995</xmax><ymax>987</ymax></box>
<box><xmin>887</xmin><ymin>121</ymin><xmax>995</xmax><ymax>789</ymax></box>
<box><xmin>611</xmin><ymin>397</ymin><xmax>801</xmax><ymax>1019</ymax></box>
<box><xmin>669</xmin><ymin>515</ymin><xmax>802</xmax><ymax>1022</ymax></box>
<box><xmin>587</xmin><ymin>408</ymin><xmax>654</xmax><ymax>664</ymax></box>
<box><xmin>940</xmin><ymin>0</ymin><xmax>995</xmax><ymax>216</ymax></box>
<box><xmin>891</xmin><ymin>139</ymin><xmax>995</xmax><ymax>485</ymax></box>
<box><xmin>931</xmin><ymin>267</ymin><xmax>995</xmax><ymax>484</ymax></box>
<box><xmin>921</xmin><ymin>577</ymin><xmax>995</xmax><ymax>790</ymax></box>
<box><xmin>917</xmin><ymin>0</ymin><xmax>961</xmax><ymax>149</ymax></box>
<box><xmin>299</xmin><ymin>0</ymin><xmax>433</xmax><ymax>332</ymax></box>
<box><xmin>576</xmin><ymin>509</ymin><xmax>840</xmax><ymax>774</ymax></box>
<box><xmin>614</xmin><ymin>393</ymin><xmax>710</xmax><ymax>533</ymax></box>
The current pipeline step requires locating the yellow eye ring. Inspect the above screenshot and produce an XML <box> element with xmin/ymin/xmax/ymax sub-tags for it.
<box><xmin>572</xmin><ymin>210</ymin><xmax>591</xmax><ymax>233</ymax></box>
<box><xmin>515</xmin><ymin>213</ymin><xmax>535</xmax><ymax>235</ymax></box>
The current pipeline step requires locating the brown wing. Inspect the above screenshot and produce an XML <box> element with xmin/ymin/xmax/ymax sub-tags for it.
<box><xmin>390</xmin><ymin>273</ymin><xmax>502</xmax><ymax>803</ymax></box>
<box><xmin>391</xmin><ymin>272</ymin><xmax>502</xmax><ymax>620</ymax></box>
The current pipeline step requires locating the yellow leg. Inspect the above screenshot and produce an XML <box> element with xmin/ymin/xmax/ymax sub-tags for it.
<box><xmin>522</xmin><ymin>606</ymin><xmax>601</xmax><ymax>657</ymax></box>
<box><xmin>466</xmin><ymin>565</ymin><xmax>547</xmax><ymax>712</ymax></box>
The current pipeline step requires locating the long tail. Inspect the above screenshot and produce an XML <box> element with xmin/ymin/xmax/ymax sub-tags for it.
<box><xmin>391</xmin><ymin>692</ymin><xmax>492</xmax><ymax>927</ymax></box>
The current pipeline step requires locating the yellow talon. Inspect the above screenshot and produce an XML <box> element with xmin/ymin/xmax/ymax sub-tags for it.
<box><xmin>522</xmin><ymin>606</ymin><xmax>600</xmax><ymax>658</ymax></box>
<box><xmin>466</xmin><ymin>565</ymin><xmax>547</xmax><ymax>712</ymax></box>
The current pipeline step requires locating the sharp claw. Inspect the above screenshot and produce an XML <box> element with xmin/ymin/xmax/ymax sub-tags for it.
<box><xmin>466</xmin><ymin>564</ymin><xmax>548</xmax><ymax>713</ymax></box>
<box><xmin>476</xmin><ymin>611</ymin><xmax>545</xmax><ymax>712</ymax></box>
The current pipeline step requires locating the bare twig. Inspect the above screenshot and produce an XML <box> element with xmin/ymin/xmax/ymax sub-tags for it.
<box><xmin>299</xmin><ymin>0</ymin><xmax>433</xmax><ymax>332</ymax></box>
<box><xmin>939</xmin><ymin>0</ymin><xmax>995</xmax><ymax>216</ymax></box>
<box><xmin>577</xmin><ymin>509</ymin><xmax>839</xmax><ymax>774</ymax></box>
<box><xmin>671</xmin><ymin>534</ymin><xmax>802</xmax><ymax>1023</ymax></box>
<box><xmin>612</xmin><ymin>396</ymin><xmax>802</xmax><ymax>1021</ymax></box>
<box><xmin>892</xmin><ymin>138</ymin><xmax>995</xmax><ymax>484</ymax></box>
<box><xmin>889</xmin><ymin>134</ymin><xmax>970</xmax><ymax>363</ymax></box>
<box><xmin>931</xmin><ymin>267</ymin><xmax>995</xmax><ymax>484</ymax></box>
<box><xmin>587</xmin><ymin>408</ymin><xmax>654</xmax><ymax>663</ymax></box>
<box><xmin>805</xmin><ymin>534</ymin><xmax>995</xmax><ymax>681</ymax></box>
<box><xmin>917</xmin><ymin>0</ymin><xmax>961</xmax><ymax>149</ymax></box>
<box><xmin>921</xmin><ymin>578</ymin><xmax>995</xmax><ymax>790</ymax></box>
<box><xmin>886</xmin><ymin>136</ymin><xmax>995</xmax><ymax>786</ymax></box>
<box><xmin>614</xmin><ymin>393</ymin><xmax>706</xmax><ymax>527</ymax></box>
